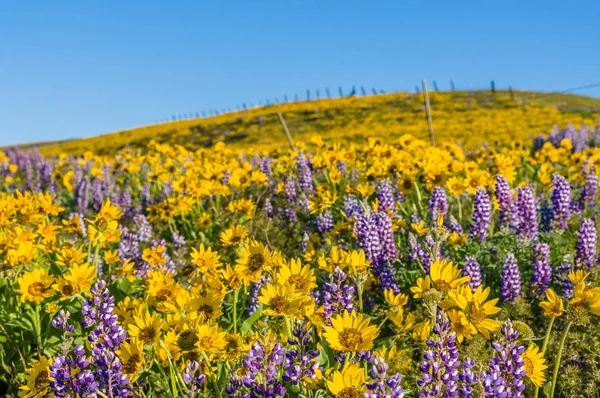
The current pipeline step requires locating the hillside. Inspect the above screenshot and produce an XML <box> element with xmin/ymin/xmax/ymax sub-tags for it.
<box><xmin>31</xmin><ymin>90</ymin><xmax>600</xmax><ymax>156</ymax></box>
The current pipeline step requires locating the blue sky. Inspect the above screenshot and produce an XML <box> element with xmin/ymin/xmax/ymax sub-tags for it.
<box><xmin>1</xmin><ymin>1</ymin><xmax>599</xmax><ymax>146</ymax></box>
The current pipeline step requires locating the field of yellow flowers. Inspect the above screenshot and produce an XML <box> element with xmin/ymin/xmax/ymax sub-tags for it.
<box><xmin>36</xmin><ymin>90</ymin><xmax>600</xmax><ymax>156</ymax></box>
<box><xmin>2</xmin><ymin>114</ymin><xmax>600</xmax><ymax>397</ymax></box>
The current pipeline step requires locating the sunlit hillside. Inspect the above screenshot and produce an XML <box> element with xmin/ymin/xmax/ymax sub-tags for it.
<box><xmin>33</xmin><ymin>90</ymin><xmax>600</xmax><ymax>156</ymax></box>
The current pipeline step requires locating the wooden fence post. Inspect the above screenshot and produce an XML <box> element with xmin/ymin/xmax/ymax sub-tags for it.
<box><xmin>491</xmin><ymin>80</ymin><xmax>496</xmax><ymax>96</ymax></box>
<box><xmin>360</xmin><ymin>86</ymin><xmax>366</xmax><ymax>96</ymax></box>
<box><xmin>509</xmin><ymin>86</ymin><xmax>514</xmax><ymax>101</ymax></box>
<box><xmin>422</xmin><ymin>80</ymin><xmax>435</xmax><ymax>147</ymax></box>
<box><xmin>450</xmin><ymin>80</ymin><xmax>455</xmax><ymax>91</ymax></box>
<box><xmin>433</xmin><ymin>81</ymin><xmax>439</xmax><ymax>92</ymax></box>
<box><xmin>326</xmin><ymin>88</ymin><xmax>331</xmax><ymax>98</ymax></box>
<box><xmin>277</xmin><ymin>112</ymin><xmax>296</xmax><ymax>151</ymax></box>
<box><xmin>338</xmin><ymin>87</ymin><xmax>343</xmax><ymax>97</ymax></box>
<box><xmin>306</xmin><ymin>90</ymin><xmax>310</xmax><ymax>101</ymax></box>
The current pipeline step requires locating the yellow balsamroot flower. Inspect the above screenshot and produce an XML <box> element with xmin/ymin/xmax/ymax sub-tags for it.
<box><xmin>7</xmin><ymin>240</ymin><xmax>38</xmax><ymax>267</ymax></box>
<box><xmin>52</xmin><ymin>276</ymin><xmax>78</xmax><ymax>301</ymax></box>
<box><xmin>317</xmin><ymin>246</ymin><xmax>349</xmax><ymax>273</ymax></box>
<box><xmin>19</xmin><ymin>356</ymin><xmax>52</xmax><ymax>398</ymax></box>
<box><xmin>220</xmin><ymin>225</ymin><xmax>248</xmax><ymax>247</ymax></box>
<box><xmin>118</xmin><ymin>338</ymin><xmax>144</xmax><ymax>378</ymax></box>
<box><xmin>157</xmin><ymin>330</ymin><xmax>181</xmax><ymax>367</ymax></box>
<box><xmin>326</xmin><ymin>362</ymin><xmax>366</xmax><ymax>397</ymax></box>
<box><xmin>411</xmin><ymin>259</ymin><xmax>470</xmax><ymax>299</ymax></box>
<box><xmin>235</xmin><ymin>240</ymin><xmax>272</xmax><ymax>286</ymax></box>
<box><xmin>446</xmin><ymin>176</ymin><xmax>466</xmax><ymax>196</ymax></box>
<box><xmin>63</xmin><ymin>262</ymin><xmax>96</xmax><ymax>293</ymax></box>
<box><xmin>384</xmin><ymin>289</ymin><xmax>409</xmax><ymax>310</ymax></box>
<box><xmin>17</xmin><ymin>268</ymin><xmax>55</xmax><ymax>303</ymax></box>
<box><xmin>220</xmin><ymin>332</ymin><xmax>245</xmax><ymax>361</ymax></box>
<box><xmin>323</xmin><ymin>311</ymin><xmax>379</xmax><ymax>352</ymax></box>
<box><xmin>128</xmin><ymin>309</ymin><xmax>166</xmax><ymax>346</ymax></box>
<box><xmin>449</xmin><ymin>286</ymin><xmax>501</xmax><ymax>339</ymax></box>
<box><xmin>220</xmin><ymin>264</ymin><xmax>243</xmax><ymax>290</ymax></box>
<box><xmin>447</xmin><ymin>309</ymin><xmax>477</xmax><ymax>342</ymax></box>
<box><xmin>521</xmin><ymin>344</ymin><xmax>548</xmax><ymax>387</ymax></box>
<box><xmin>258</xmin><ymin>283</ymin><xmax>306</xmax><ymax>318</ymax></box>
<box><xmin>188</xmin><ymin>293</ymin><xmax>222</xmax><ymax>323</ymax></box>
<box><xmin>115</xmin><ymin>296</ymin><xmax>141</xmax><ymax>327</ymax></box>
<box><xmin>190</xmin><ymin>243</ymin><xmax>221</xmax><ymax>274</ymax></box>
<box><xmin>195</xmin><ymin>324</ymin><xmax>227</xmax><ymax>354</ymax></box>
<box><xmin>274</xmin><ymin>258</ymin><xmax>317</xmax><ymax>294</ymax></box>
<box><xmin>103</xmin><ymin>249</ymin><xmax>120</xmax><ymax>265</ymax></box>
<box><xmin>55</xmin><ymin>243</ymin><xmax>87</xmax><ymax>268</ymax></box>
<box><xmin>412</xmin><ymin>319</ymin><xmax>432</xmax><ymax>341</ymax></box>
<box><xmin>95</xmin><ymin>198</ymin><xmax>123</xmax><ymax>223</ymax></box>
<box><xmin>347</xmin><ymin>249</ymin><xmax>370</xmax><ymax>277</ymax></box>
<box><xmin>539</xmin><ymin>288</ymin><xmax>565</xmax><ymax>318</ymax></box>
<box><xmin>568</xmin><ymin>269</ymin><xmax>589</xmax><ymax>287</ymax></box>
<box><xmin>411</xmin><ymin>220</ymin><xmax>429</xmax><ymax>235</ymax></box>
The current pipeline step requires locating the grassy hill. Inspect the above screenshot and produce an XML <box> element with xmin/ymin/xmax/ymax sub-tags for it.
<box><xmin>25</xmin><ymin>90</ymin><xmax>600</xmax><ymax>156</ymax></box>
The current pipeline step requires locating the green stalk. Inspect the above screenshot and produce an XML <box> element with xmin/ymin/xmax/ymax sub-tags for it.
<box><xmin>550</xmin><ymin>322</ymin><xmax>572</xmax><ymax>398</ymax></box>
<box><xmin>533</xmin><ymin>317</ymin><xmax>555</xmax><ymax>398</ymax></box>
<box><xmin>356</xmin><ymin>282</ymin><xmax>364</xmax><ymax>313</ymax></box>
<box><xmin>92</xmin><ymin>243</ymin><xmax>101</xmax><ymax>280</ymax></box>
<box><xmin>201</xmin><ymin>351</ymin><xmax>222</xmax><ymax>398</ymax></box>
<box><xmin>457</xmin><ymin>195</ymin><xmax>463</xmax><ymax>224</ymax></box>
<box><xmin>34</xmin><ymin>303</ymin><xmax>42</xmax><ymax>356</ymax></box>
<box><xmin>232</xmin><ymin>288</ymin><xmax>239</xmax><ymax>334</ymax></box>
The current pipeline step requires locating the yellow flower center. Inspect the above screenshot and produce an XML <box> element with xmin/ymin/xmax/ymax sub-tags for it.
<box><xmin>28</xmin><ymin>282</ymin><xmax>46</xmax><ymax>297</ymax></box>
<box><xmin>287</xmin><ymin>274</ymin><xmax>306</xmax><ymax>290</ymax></box>
<box><xmin>228</xmin><ymin>236</ymin><xmax>242</xmax><ymax>245</ymax></box>
<box><xmin>247</xmin><ymin>253</ymin><xmax>265</xmax><ymax>271</ymax></box>
<box><xmin>177</xmin><ymin>330</ymin><xmax>199</xmax><ymax>351</ymax></box>
<box><xmin>139</xmin><ymin>327</ymin><xmax>157</xmax><ymax>344</ymax></box>
<box><xmin>155</xmin><ymin>288</ymin><xmax>171</xmax><ymax>302</ymax></box>
<box><xmin>268</xmin><ymin>295</ymin><xmax>289</xmax><ymax>314</ymax></box>
<box><xmin>61</xmin><ymin>284</ymin><xmax>74</xmax><ymax>296</ymax></box>
<box><xmin>339</xmin><ymin>327</ymin><xmax>363</xmax><ymax>351</ymax></box>
<box><xmin>198</xmin><ymin>336</ymin><xmax>214</xmax><ymax>350</ymax></box>
<box><xmin>339</xmin><ymin>387</ymin><xmax>362</xmax><ymax>398</ymax></box>
<box><xmin>34</xmin><ymin>370</ymin><xmax>49</xmax><ymax>388</ymax></box>
<box><xmin>434</xmin><ymin>280</ymin><xmax>451</xmax><ymax>292</ymax></box>
<box><xmin>197</xmin><ymin>304</ymin><xmax>214</xmax><ymax>320</ymax></box>
<box><xmin>122</xmin><ymin>353</ymin><xmax>142</xmax><ymax>375</ymax></box>
<box><xmin>464</xmin><ymin>303</ymin><xmax>486</xmax><ymax>324</ymax></box>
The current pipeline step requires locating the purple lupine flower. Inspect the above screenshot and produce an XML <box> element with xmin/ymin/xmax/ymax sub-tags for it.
<box><xmin>343</xmin><ymin>194</ymin><xmax>363</xmax><ymax>219</ymax></box>
<box><xmin>551</xmin><ymin>174</ymin><xmax>572</xmax><ymax>231</ymax></box>
<box><xmin>516</xmin><ymin>186</ymin><xmax>538</xmax><ymax>241</ymax></box>
<box><xmin>375</xmin><ymin>211</ymin><xmax>399</xmax><ymax>263</ymax></box>
<box><xmin>221</xmin><ymin>170</ymin><xmax>231</xmax><ymax>186</ymax></box>
<box><xmin>282</xmin><ymin>322</ymin><xmax>321</xmax><ymax>386</ymax></box>
<box><xmin>296</xmin><ymin>152</ymin><xmax>314</xmax><ymax>195</ymax></box>
<box><xmin>376</xmin><ymin>180</ymin><xmax>396</xmax><ymax>213</ymax></box>
<box><xmin>501</xmin><ymin>253</ymin><xmax>521</xmax><ymax>302</ymax></box>
<box><xmin>182</xmin><ymin>361</ymin><xmax>206</xmax><ymax>398</ymax></box>
<box><xmin>337</xmin><ymin>160</ymin><xmax>347</xmax><ymax>176</ymax></box>
<box><xmin>140</xmin><ymin>181</ymin><xmax>153</xmax><ymax>209</ymax></box>
<box><xmin>531</xmin><ymin>243</ymin><xmax>552</xmax><ymax>298</ymax></box>
<box><xmin>355</xmin><ymin>212</ymin><xmax>384</xmax><ymax>268</ymax></box>
<box><xmin>481</xmin><ymin>320</ymin><xmax>526</xmax><ymax>398</ymax></box>
<box><xmin>284</xmin><ymin>176</ymin><xmax>297</xmax><ymax>204</ymax></box>
<box><xmin>429</xmin><ymin>186</ymin><xmax>448</xmax><ymax>222</ymax></box>
<box><xmin>264</xmin><ymin>197</ymin><xmax>273</xmax><ymax>218</ymax></box>
<box><xmin>315</xmin><ymin>210</ymin><xmax>334</xmax><ymax>233</ymax></box>
<box><xmin>445</xmin><ymin>216</ymin><xmax>463</xmax><ymax>234</ymax></box>
<box><xmin>463</xmin><ymin>256</ymin><xmax>482</xmax><ymax>291</ymax></box>
<box><xmin>580</xmin><ymin>161</ymin><xmax>597</xmax><ymax>210</ymax></box>
<box><xmin>300</xmin><ymin>231</ymin><xmax>310</xmax><ymax>253</ymax></box>
<box><xmin>495</xmin><ymin>175</ymin><xmax>515</xmax><ymax>230</ymax></box>
<box><xmin>575</xmin><ymin>218</ymin><xmax>597</xmax><ymax>269</ymax></box>
<box><xmin>91</xmin><ymin>177</ymin><xmax>106</xmax><ymax>212</ymax></box>
<box><xmin>259</xmin><ymin>156</ymin><xmax>273</xmax><ymax>178</ymax></box>
<box><xmin>408</xmin><ymin>233</ymin><xmax>432</xmax><ymax>273</ymax></box>
<box><xmin>471</xmin><ymin>187</ymin><xmax>492</xmax><ymax>242</ymax></box>
<box><xmin>248</xmin><ymin>275</ymin><xmax>269</xmax><ymax>316</ymax></box>
<box><xmin>540</xmin><ymin>202</ymin><xmax>552</xmax><ymax>233</ymax></box>
<box><xmin>297</xmin><ymin>193</ymin><xmax>310</xmax><ymax>212</ymax></box>
<box><xmin>555</xmin><ymin>262</ymin><xmax>574</xmax><ymax>298</ymax></box>
<box><xmin>458</xmin><ymin>357</ymin><xmax>478</xmax><ymax>398</ymax></box>
<box><xmin>234</xmin><ymin>339</ymin><xmax>287</xmax><ymax>397</ymax></box>
<box><xmin>366</xmin><ymin>356</ymin><xmax>405</xmax><ymax>398</ymax></box>
<box><xmin>132</xmin><ymin>214</ymin><xmax>153</xmax><ymax>243</ymax></box>
<box><xmin>417</xmin><ymin>314</ymin><xmax>461</xmax><ymax>397</ymax></box>
<box><xmin>321</xmin><ymin>267</ymin><xmax>355</xmax><ymax>321</ymax></box>
<box><xmin>285</xmin><ymin>207</ymin><xmax>297</xmax><ymax>222</ymax></box>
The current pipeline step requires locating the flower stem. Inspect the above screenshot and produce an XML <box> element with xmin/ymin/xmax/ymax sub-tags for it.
<box><xmin>201</xmin><ymin>351</ymin><xmax>222</xmax><ymax>398</ymax></box>
<box><xmin>232</xmin><ymin>288</ymin><xmax>239</xmax><ymax>334</ymax></box>
<box><xmin>533</xmin><ymin>317</ymin><xmax>555</xmax><ymax>398</ymax></box>
<box><xmin>356</xmin><ymin>282</ymin><xmax>364</xmax><ymax>313</ymax></box>
<box><xmin>550</xmin><ymin>321</ymin><xmax>572</xmax><ymax>398</ymax></box>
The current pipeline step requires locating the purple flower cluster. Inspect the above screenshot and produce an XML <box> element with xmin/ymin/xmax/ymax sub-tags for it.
<box><xmin>366</xmin><ymin>356</ymin><xmax>405</xmax><ymax>398</ymax></box>
<box><xmin>322</xmin><ymin>267</ymin><xmax>355</xmax><ymax>321</ymax></box>
<box><xmin>229</xmin><ymin>340</ymin><xmax>287</xmax><ymax>397</ymax></box>
<box><xmin>315</xmin><ymin>210</ymin><xmax>334</xmax><ymax>233</ymax></box>
<box><xmin>463</xmin><ymin>256</ymin><xmax>482</xmax><ymax>291</ymax></box>
<box><xmin>501</xmin><ymin>253</ymin><xmax>521</xmax><ymax>303</ymax></box>
<box><xmin>530</xmin><ymin>243</ymin><xmax>552</xmax><ymax>298</ymax></box>
<box><xmin>283</xmin><ymin>322</ymin><xmax>321</xmax><ymax>385</ymax></box>
<box><xmin>408</xmin><ymin>233</ymin><xmax>432</xmax><ymax>273</ymax></box>
<box><xmin>296</xmin><ymin>153</ymin><xmax>314</xmax><ymax>196</ymax></box>
<box><xmin>516</xmin><ymin>186</ymin><xmax>538</xmax><ymax>241</ymax></box>
<box><xmin>481</xmin><ymin>321</ymin><xmax>526</xmax><ymax>397</ymax></box>
<box><xmin>495</xmin><ymin>175</ymin><xmax>515</xmax><ymax>230</ymax></box>
<box><xmin>429</xmin><ymin>186</ymin><xmax>448</xmax><ymax>222</ymax></box>
<box><xmin>284</xmin><ymin>177</ymin><xmax>297</xmax><ymax>204</ymax></box>
<box><xmin>551</xmin><ymin>174</ymin><xmax>572</xmax><ymax>231</ymax></box>
<box><xmin>555</xmin><ymin>262</ymin><xmax>574</xmax><ymax>298</ymax></box>
<box><xmin>182</xmin><ymin>361</ymin><xmax>206</xmax><ymax>398</ymax></box>
<box><xmin>471</xmin><ymin>188</ymin><xmax>492</xmax><ymax>242</ymax></box>
<box><xmin>575</xmin><ymin>218</ymin><xmax>597</xmax><ymax>269</ymax></box>
<box><xmin>376</xmin><ymin>180</ymin><xmax>397</xmax><ymax>213</ymax></box>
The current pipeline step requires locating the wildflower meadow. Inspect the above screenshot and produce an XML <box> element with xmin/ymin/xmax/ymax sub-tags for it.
<box><xmin>3</xmin><ymin>117</ymin><xmax>600</xmax><ymax>398</ymax></box>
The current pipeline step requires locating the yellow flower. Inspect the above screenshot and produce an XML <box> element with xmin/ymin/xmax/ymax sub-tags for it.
<box><xmin>190</xmin><ymin>243</ymin><xmax>221</xmax><ymax>273</ymax></box>
<box><xmin>220</xmin><ymin>264</ymin><xmax>243</xmax><ymax>290</ymax></box>
<box><xmin>446</xmin><ymin>176</ymin><xmax>466</xmax><ymax>195</ymax></box>
<box><xmin>347</xmin><ymin>249</ymin><xmax>370</xmax><ymax>276</ymax></box>
<box><xmin>449</xmin><ymin>286</ymin><xmax>501</xmax><ymax>339</ymax></box>
<box><xmin>220</xmin><ymin>225</ymin><xmax>248</xmax><ymax>247</ymax></box>
<box><xmin>258</xmin><ymin>282</ymin><xmax>307</xmax><ymax>318</ymax></box>
<box><xmin>157</xmin><ymin>330</ymin><xmax>181</xmax><ymax>367</ymax></box>
<box><xmin>188</xmin><ymin>293</ymin><xmax>223</xmax><ymax>323</ymax></box>
<box><xmin>52</xmin><ymin>276</ymin><xmax>78</xmax><ymax>301</ymax></box>
<box><xmin>412</xmin><ymin>319</ymin><xmax>432</xmax><ymax>341</ymax></box>
<box><xmin>195</xmin><ymin>324</ymin><xmax>227</xmax><ymax>354</ymax></box>
<box><xmin>118</xmin><ymin>338</ymin><xmax>144</xmax><ymax>378</ymax></box>
<box><xmin>128</xmin><ymin>309</ymin><xmax>165</xmax><ymax>346</ymax></box>
<box><xmin>411</xmin><ymin>220</ymin><xmax>429</xmax><ymax>235</ymax></box>
<box><xmin>95</xmin><ymin>198</ymin><xmax>123</xmax><ymax>223</ymax></box>
<box><xmin>411</xmin><ymin>259</ymin><xmax>469</xmax><ymax>298</ymax></box>
<box><xmin>274</xmin><ymin>258</ymin><xmax>317</xmax><ymax>294</ymax></box>
<box><xmin>17</xmin><ymin>268</ymin><xmax>55</xmax><ymax>303</ymax></box>
<box><xmin>19</xmin><ymin>356</ymin><xmax>52</xmax><ymax>398</ymax></box>
<box><xmin>539</xmin><ymin>288</ymin><xmax>564</xmax><ymax>318</ymax></box>
<box><xmin>235</xmin><ymin>240</ymin><xmax>272</xmax><ymax>286</ymax></box>
<box><xmin>447</xmin><ymin>309</ymin><xmax>477</xmax><ymax>342</ymax></box>
<box><xmin>323</xmin><ymin>311</ymin><xmax>379</xmax><ymax>352</ymax></box>
<box><xmin>522</xmin><ymin>344</ymin><xmax>548</xmax><ymax>387</ymax></box>
<box><xmin>7</xmin><ymin>240</ymin><xmax>38</xmax><ymax>267</ymax></box>
<box><xmin>63</xmin><ymin>263</ymin><xmax>96</xmax><ymax>294</ymax></box>
<box><xmin>326</xmin><ymin>362</ymin><xmax>366</xmax><ymax>397</ymax></box>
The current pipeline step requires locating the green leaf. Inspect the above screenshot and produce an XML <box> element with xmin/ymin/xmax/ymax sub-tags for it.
<box><xmin>543</xmin><ymin>381</ymin><xmax>552</xmax><ymax>397</ymax></box>
<box><xmin>240</xmin><ymin>304</ymin><xmax>263</xmax><ymax>334</ymax></box>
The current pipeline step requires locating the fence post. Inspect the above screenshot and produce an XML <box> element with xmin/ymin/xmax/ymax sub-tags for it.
<box><xmin>509</xmin><ymin>86</ymin><xmax>514</xmax><ymax>101</ymax></box>
<box><xmin>306</xmin><ymin>90</ymin><xmax>310</xmax><ymax>101</ymax></box>
<box><xmin>450</xmin><ymin>80</ymin><xmax>455</xmax><ymax>91</ymax></box>
<box><xmin>277</xmin><ymin>112</ymin><xmax>296</xmax><ymax>151</ymax></box>
<box><xmin>491</xmin><ymin>80</ymin><xmax>496</xmax><ymax>96</ymax></box>
<box><xmin>360</xmin><ymin>86</ymin><xmax>366</xmax><ymax>96</ymax></box>
<box><xmin>316</xmin><ymin>89</ymin><xmax>320</xmax><ymax>99</ymax></box>
<box><xmin>433</xmin><ymin>81</ymin><xmax>439</xmax><ymax>92</ymax></box>
<box><xmin>284</xmin><ymin>96</ymin><xmax>288</xmax><ymax>103</ymax></box>
<box><xmin>415</xmin><ymin>85</ymin><xmax>421</xmax><ymax>93</ymax></box>
<box><xmin>326</xmin><ymin>88</ymin><xmax>331</xmax><ymax>98</ymax></box>
<box><xmin>422</xmin><ymin>80</ymin><xmax>435</xmax><ymax>147</ymax></box>
<box><xmin>338</xmin><ymin>87</ymin><xmax>343</xmax><ymax>97</ymax></box>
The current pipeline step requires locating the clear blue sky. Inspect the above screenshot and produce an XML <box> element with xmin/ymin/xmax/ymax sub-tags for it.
<box><xmin>1</xmin><ymin>1</ymin><xmax>599</xmax><ymax>146</ymax></box>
